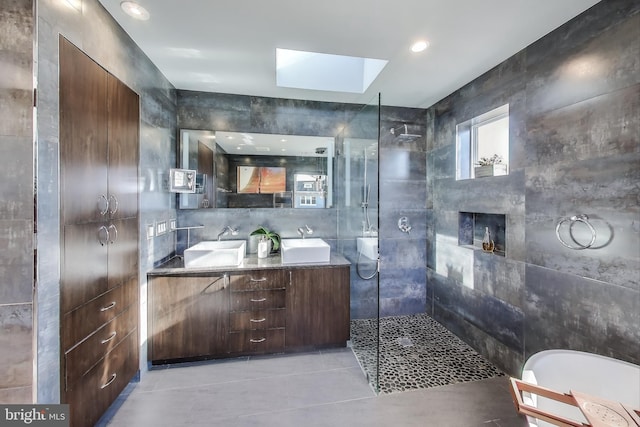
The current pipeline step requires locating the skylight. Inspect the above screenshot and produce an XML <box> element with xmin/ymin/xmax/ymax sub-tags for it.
<box><xmin>276</xmin><ymin>48</ymin><xmax>388</xmax><ymax>94</ymax></box>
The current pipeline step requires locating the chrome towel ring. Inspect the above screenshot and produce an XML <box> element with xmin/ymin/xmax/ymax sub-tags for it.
<box><xmin>555</xmin><ymin>214</ymin><xmax>597</xmax><ymax>250</ymax></box>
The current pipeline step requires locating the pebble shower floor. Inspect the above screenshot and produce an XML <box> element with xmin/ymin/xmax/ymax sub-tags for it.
<box><xmin>350</xmin><ymin>314</ymin><xmax>505</xmax><ymax>394</ymax></box>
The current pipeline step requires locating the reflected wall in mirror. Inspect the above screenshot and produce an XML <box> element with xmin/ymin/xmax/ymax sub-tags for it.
<box><xmin>178</xmin><ymin>129</ymin><xmax>335</xmax><ymax>209</ymax></box>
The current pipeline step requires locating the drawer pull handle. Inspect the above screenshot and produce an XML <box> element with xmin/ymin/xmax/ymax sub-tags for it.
<box><xmin>250</xmin><ymin>277</ymin><xmax>267</xmax><ymax>282</ymax></box>
<box><xmin>250</xmin><ymin>318</ymin><xmax>266</xmax><ymax>323</ymax></box>
<box><xmin>101</xmin><ymin>331</ymin><xmax>117</xmax><ymax>344</ymax></box>
<box><xmin>250</xmin><ymin>297</ymin><xmax>267</xmax><ymax>302</ymax></box>
<box><xmin>100</xmin><ymin>301</ymin><xmax>117</xmax><ymax>312</ymax></box>
<box><xmin>100</xmin><ymin>373</ymin><xmax>117</xmax><ymax>389</ymax></box>
<box><xmin>250</xmin><ymin>338</ymin><xmax>266</xmax><ymax>343</ymax></box>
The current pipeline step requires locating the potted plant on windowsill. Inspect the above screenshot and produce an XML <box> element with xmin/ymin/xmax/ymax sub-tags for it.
<box><xmin>249</xmin><ymin>226</ymin><xmax>281</xmax><ymax>254</ymax></box>
<box><xmin>474</xmin><ymin>154</ymin><xmax>507</xmax><ymax>178</ymax></box>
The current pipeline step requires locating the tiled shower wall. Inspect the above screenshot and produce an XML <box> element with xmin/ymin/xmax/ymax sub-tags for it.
<box><xmin>0</xmin><ymin>0</ymin><xmax>34</xmax><ymax>403</ymax></box>
<box><xmin>426</xmin><ymin>0</ymin><xmax>639</xmax><ymax>375</ymax></box>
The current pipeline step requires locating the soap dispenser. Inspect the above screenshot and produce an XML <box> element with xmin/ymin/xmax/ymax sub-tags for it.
<box><xmin>482</xmin><ymin>227</ymin><xmax>495</xmax><ymax>253</ymax></box>
<box><xmin>257</xmin><ymin>236</ymin><xmax>269</xmax><ymax>259</ymax></box>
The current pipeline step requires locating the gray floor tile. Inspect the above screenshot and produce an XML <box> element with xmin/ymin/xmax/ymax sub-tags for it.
<box><xmin>106</xmin><ymin>349</ymin><xmax>525</xmax><ymax>427</ymax></box>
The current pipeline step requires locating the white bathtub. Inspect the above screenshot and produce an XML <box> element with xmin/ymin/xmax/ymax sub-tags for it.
<box><xmin>521</xmin><ymin>349</ymin><xmax>640</xmax><ymax>427</ymax></box>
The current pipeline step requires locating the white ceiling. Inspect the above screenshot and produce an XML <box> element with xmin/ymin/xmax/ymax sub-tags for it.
<box><xmin>97</xmin><ymin>0</ymin><xmax>600</xmax><ymax>108</ymax></box>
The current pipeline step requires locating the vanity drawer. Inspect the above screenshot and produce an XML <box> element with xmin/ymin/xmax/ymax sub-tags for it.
<box><xmin>230</xmin><ymin>289</ymin><xmax>285</xmax><ymax>311</ymax></box>
<box><xmin>229</xmin><ymin>271</ymin><xmax>285</xmax><ymax>291</ymax></box>
<box><xmin>62</xmin><ymin>277</ymin><xmax>137</xmax><ymax>351</ymax></box>
<box><xmin>229</xmin><ymin>309</ymin><xmax>285</xmax><ymax>332</ymax></box>
<box><xmin>64</xmin><ymin>306</ymin><xmax>137</xmax><ymax>389</ymax></box>
<box><xmin>228</xmin><ymin>328</ymin><xmax>285</xmax><ymax>354</ymax></box>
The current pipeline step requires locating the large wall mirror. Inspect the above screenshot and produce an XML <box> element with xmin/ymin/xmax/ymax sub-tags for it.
<box><xmin>177</xmin><ymin>129</ymin><xmax>335</xmax><ymax>209</ymax></box>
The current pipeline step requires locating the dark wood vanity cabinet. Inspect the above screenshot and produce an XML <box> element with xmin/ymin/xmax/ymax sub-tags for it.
<box><xmin>59</xmin><ymin>37</ymin><xmax>140</xmax><ymax>427</ymax></box>
<box><xmin>285</xmin><ymin>266</ymin><xmax>350</xmax><ymax>351</ymax></box>
<box><xmin>149</xmin><ymin>275</ymin><xmax>230</xmax><ymax>363</ymax></box>
<box><xmin>148</xmin><ymin>264</ymin><xmax>350</xmax><ymax>363</ymax></box>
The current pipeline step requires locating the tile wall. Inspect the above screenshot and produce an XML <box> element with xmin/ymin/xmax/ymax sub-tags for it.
<box><xmin>426</xmin><ymin>0</ymin><xmax>639</xmax><ymax>375</ymax></box>
<box><xmin>0</xmin><ymin>0</ymin><xmax>34</xmax><ymax>403</ymax></box>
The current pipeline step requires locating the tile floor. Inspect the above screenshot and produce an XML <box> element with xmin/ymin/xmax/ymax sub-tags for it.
<box><xmin>351</xmin><ymin>314</ymin><xmax>506</xmax><ymax>394</ymax></box>
<box><xmin>101</xmin><ymin>348</ymin><xmax>528</xmax><ymax>427</ymax></box>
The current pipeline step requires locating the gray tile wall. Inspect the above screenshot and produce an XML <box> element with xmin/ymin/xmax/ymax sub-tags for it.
<box><xmin>426</xmin><ymin>0</ymin><xmax>640</xmax><ymax>375</ymax></box>
<box><xmin>35</xmin><ymin>0</ymin><xmax>177</xmax><ymax>402</ymax></box>
<box><xmin>0</xmin><ymin>0</ymin><xmax>34</xmax><ymax>403</ymax></box>
<box><xmin>378</xmin><ymin>107</ymin><xmax>428</xmax><ymax>317</ymax></box>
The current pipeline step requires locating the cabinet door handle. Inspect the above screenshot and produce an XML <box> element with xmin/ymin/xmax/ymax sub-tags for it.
<box><xmin>100</xmin><ymin>301</ymin><xmax>117</xmax><ymax>312</ymax></box>
<box><xmin>108</xmin><ymin>224</ymin><xmax>118</xmax><ymax>244</ymax></box>
<box><xmin>100</xmin><ymin>373</ymin><xmax>117</xmax><ymax>389</ymax></box>
<box><xmin>249</xmin><ymin>277</ymin><xmax>267</xmax><ymax>282</ymax></box>
<box><xmin>201</xmin><ymin>276</ymin><xmax>227</xmax><ymax>294</ymax></box>
<box><xmin>98</xmin><ymin>226</ymin><xmax>109</xmax><ymax>246</ymax></box>
<box><xmin>98</xmin><ymin>194</ymin><xmax>109</xmax><ymax>216</ymax></box>
<box><xmin>250</xmin><ymin>297</ymin><xmax>267</xmax><ymax>302</ymax></box>
<box><xmin>250</xmin><ymin>318</ymin><xmax>266</xmax><ymax>323</ymax></box>
<box><xmin>101</xmin><ymin>331</ymin><xmax>117</xmax><ymax>344</ymax></box>
<box><xmin>249</xmin><ymin>338</ymin><xmax>266</xmax><ymax>343</ymax></box>
<box><xmin>108</xmin><ymin>194</ymin><xmax>119</xmax><ymax>215</ymax></box>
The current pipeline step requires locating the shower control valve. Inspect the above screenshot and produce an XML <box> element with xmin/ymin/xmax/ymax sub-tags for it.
<box><xmin>398</xmin><ymin>217</ymin><xmax>412</xmax><ymax>235</ymax></box>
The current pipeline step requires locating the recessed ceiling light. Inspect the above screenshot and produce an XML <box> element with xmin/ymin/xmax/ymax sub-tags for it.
<box><xmin>411</xmin><ymin>40</ymin><xmax>430</xmax><ymax>53</ymax></box>
<box><xmin>120</xmin><ymin>1</ymin><xmax>150</xmax><ymax>20</ymax></box>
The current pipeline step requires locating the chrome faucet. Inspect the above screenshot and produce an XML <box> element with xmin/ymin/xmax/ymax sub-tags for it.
<box><xmin>297</xmin><ymin>225</ymin><xmax>313</xmax><ymax>239</ymax></box>
<box><xmin>217</xmin><ymin>225</ymin><xmax>238</xmax><ymax>241</ymax></box>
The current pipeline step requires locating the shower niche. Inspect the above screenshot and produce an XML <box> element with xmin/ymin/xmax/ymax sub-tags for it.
<box><xmin>458</xmin><ymin>212</ymin><xmax>506</xmax><ymax>256</ymax></box>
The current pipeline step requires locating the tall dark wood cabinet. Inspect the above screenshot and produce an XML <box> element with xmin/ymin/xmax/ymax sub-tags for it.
<box><xmin>59</xmin><ymin>37</ymin><xmax>139</xmax><ymax>427</ymax></box>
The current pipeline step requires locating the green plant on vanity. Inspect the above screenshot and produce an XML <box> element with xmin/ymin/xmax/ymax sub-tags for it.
<box><xmin>250</xmin><ymin>226</ymin><xmax>281</xmax><ymax>253</ymax></box>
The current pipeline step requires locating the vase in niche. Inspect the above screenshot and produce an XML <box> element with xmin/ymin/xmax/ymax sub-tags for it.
<box><xmin>482</xmin><ymin>227</ymin><xmax>495</xmax><ymax>253</ymax></box>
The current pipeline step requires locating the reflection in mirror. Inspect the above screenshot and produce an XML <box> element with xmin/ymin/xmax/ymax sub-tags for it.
<box><xmin>178</xmin><ymin>129</ymin><xmax>335</xmax><ymax>209</ymax></box>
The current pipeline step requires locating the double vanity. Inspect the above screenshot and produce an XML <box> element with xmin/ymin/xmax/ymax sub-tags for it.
<box><xmin>147</xmin><ymin>239</ymin><xmax>350</xmax><ymax>365</ymax></box>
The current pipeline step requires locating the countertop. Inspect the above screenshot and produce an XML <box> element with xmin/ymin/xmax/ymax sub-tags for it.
<box><xmin>148</xmin><ymin>253</ymin><xmax>351</xmax><ymax>276</ymax></box>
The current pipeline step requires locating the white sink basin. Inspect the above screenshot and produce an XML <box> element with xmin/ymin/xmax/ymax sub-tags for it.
<box><xmin>357</xmin><ymin>237</ymin><xmax>378</xmax><ymax>260</ymax></box>
<box><xmin>281</xmin><ymin>238</ymin><xmax>330</xmax><ymax>264</ymax></box>
<box><xmin>184</xmin><ymin>240</ymin><xmax>246</xmax><ymax>268</ymax></box>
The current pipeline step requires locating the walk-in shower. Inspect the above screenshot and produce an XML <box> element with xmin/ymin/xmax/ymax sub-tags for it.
<box><xmin>335</xmin><ymin>97</ymin><xmax>504</xmax><ymax>395</ymax></box>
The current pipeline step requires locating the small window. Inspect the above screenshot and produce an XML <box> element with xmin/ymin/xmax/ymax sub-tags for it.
<box><xmin>456</xmin><ymin>104</ymin><xmax>509</xmax><ymax>180</ymax></box>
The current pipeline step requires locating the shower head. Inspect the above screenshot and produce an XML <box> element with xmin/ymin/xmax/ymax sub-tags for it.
<box><xmin>390</xmin><ymin>124</ymin><xmax>422</xmax><ymax>141</ymax></box>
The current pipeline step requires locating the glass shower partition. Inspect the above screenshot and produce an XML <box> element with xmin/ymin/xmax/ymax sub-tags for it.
<box><xmin>335</xmin><ymin>94</ymin><xmax>381</xmax><ymax>393</ymax></box>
